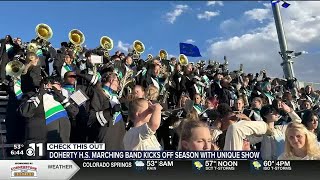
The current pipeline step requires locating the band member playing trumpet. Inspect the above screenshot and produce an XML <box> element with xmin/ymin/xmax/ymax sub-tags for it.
<box><xmin>19</xmin><ymin>76</ymin><xmax>79</xmax><ymax>159</ymax></box>
<box><xmin>21</xmin><ymin>52</ymin><xmax>42</xmax><ymax>94</ymax></box>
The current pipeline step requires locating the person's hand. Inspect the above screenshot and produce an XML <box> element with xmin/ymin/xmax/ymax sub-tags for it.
<box><xmin>281</xmin><ymin>102</ymin><xmax>292</xmax><ymax>113</ymax></box>
<box><xmin>52</xmin><ymin>86</ymin><xmax>65</xmax><ymax>103</ymax></box>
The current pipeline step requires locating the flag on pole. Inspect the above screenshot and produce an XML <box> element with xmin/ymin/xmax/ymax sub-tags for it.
<box><xmin>179</xmin><ymin>43</ymin><xmax>202</xmax><ymax>57</ymax></box>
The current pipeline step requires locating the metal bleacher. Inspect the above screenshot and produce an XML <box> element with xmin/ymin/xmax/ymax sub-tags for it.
<box><xmin>0</xmin><ymin>90</ymin><xmax>11</xmax><ymax>159</ymax></box>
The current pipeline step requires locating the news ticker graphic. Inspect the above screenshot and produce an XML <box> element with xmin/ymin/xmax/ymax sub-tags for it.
<box><xmin>10</xmin><ymin>143</ymin><xmax>262</xmax><ymax>160</ymax></box>
<box><xmin>1</xmin><ymin>160</ymin><xmax>319</xmax><ymax>180</ymax></box>
<box><xmin>0</xmin><ymin>160</ymin><xmax>79</xmax><ymax>180</ymax></box>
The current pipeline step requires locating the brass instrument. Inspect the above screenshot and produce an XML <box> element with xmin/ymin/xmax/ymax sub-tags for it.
<box><xmin>35</xmin><ymin>23</ymin><xmax>53</xmax><ymax>46</ymax></box>
<box><xmin>5</xmin><ymin>60</ymin><xmax>25</xmax><ymax>78</ymax></box>
<box><xmin>27</xmin><ymin>43</ymin><xmax>38</xmax><ymax>53</ymax></box>
<box><xmin>178</xmin><ymin>54</ymin><xmax>188</xmax><ymax>66</ymax></box>
<box><xmin>159</xmin><ymin>72</ymin><xmax>171</xmax><ymax>104</ymax></box>
<box><xmin>147</xmin><ymin>54</ymin><xmax>153</xmax><ymax>61</ymax></box>
<box><xmin>159</xmin><ymin>49</ymin><xmax>168</xmax><ymax>60</ymax></box>
<box><xmin>118</xmin><ymin>68</ymin><xmax>135</xmax><ymax>99</ymax></box>
<box><xmin>132</xmin><ymin>40</ymin><xmax>145</xmax><ymax>59</ymax></box>
<box><xmin>69</xmin><ymin>29</ymin><xmax>85</xmax><ymax>52</ymax></box>
<box><xmin>100</xmin><ymin>36</ymin><xmax>113</xmax><ymax>58</ymax></box>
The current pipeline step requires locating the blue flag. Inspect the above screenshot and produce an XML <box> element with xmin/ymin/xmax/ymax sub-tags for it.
<box><xmin>179</xmin><ymin>43</ymin><xmax>202</xmax><ymax>57</ymax></box>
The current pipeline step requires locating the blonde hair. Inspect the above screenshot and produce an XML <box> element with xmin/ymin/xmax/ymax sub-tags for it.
<box><xmin>282</xmin><ymin>122</ymin><xmax>320</xmax><ymax>159</ymax></box>
<box><xmin>128</xmin><ymin>98</ymin><xmax>148</xmax><ymax>122</ymax></box>
<box><xmin>178</xmin><ymin>120</ymin><xmax>210</xmax><ymax>150</ymax></box>
<box><xmin>187</xmin><ymin>108</ymin><xmax>200</xmax><ymax>121</ymax></box>
<box><xmin>145</xmin><ymin>85</ymin><xmax>159</xmax><ymax>101</ymax></box>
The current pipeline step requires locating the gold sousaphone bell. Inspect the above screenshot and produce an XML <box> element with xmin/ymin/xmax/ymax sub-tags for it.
<box><xmin>132</xmin><ymin>40</ymin><xmax>145</xmax><ymax>60</ymax></box>
<box><xmin>100</xmin><ymin>36</ymin><xmax>113</xmax><ymax>58</ymax></box>
<box><xmin>100</xmin><ymin>36</ymin><xmax>113</xmax><ymax>50</ymax></box>
<box><xmin>133</xmin><ymin>40</ymin><xmax>145</xmax><ymax>54</ymax></box>
<box><xmin>179</xmin><ymin>54</ymin><xmax>189</xmax><ymax>65</ymax></box>
<box><xmin>35</xmin><ymin>23</ymin><xmax>53</xmax><ymax>41</ymax></box>
<box><xmin>5</xmin><ymin>60</ymin><xmax>25</xmax><ymax>78</ymax></box>
<box><xmin>159</xmin><ymin>49</ymin><xmax>168</xmax><ymax>60</ymax></box>
<box><xmin>69</xmin><ymin>29</ymin><xmax>85</xmax><ymax>52</ymax></box>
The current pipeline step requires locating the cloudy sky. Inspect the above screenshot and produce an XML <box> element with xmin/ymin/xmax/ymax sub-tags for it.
<box><xmin>0</xmin><ymin>1</ymin><xmax>319</xmax><ymax>83</ymax></box>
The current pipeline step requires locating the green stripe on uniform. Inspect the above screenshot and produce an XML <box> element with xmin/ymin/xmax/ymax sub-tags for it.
<box><xmin>45</xmin><ymin>105</ymin><xmax>65</xmax><ymax>119</ymax></box>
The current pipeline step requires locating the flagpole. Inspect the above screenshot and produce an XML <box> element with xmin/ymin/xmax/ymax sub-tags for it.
<box><xmin>271</xmin><ymin>2</ymin><xmax>295</xmax><ymax>79</ymax></box>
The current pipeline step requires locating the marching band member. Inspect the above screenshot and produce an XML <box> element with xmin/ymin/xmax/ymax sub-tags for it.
<box><xmin>233</xmin><ymin>98</ymin><xmax>251</xmax><ymax>121</ymax></box>
<box><xmin>18</xmin><ymin>76</ymin><xmax>79</xmax><ymax>159</ymax></box>
<box><xmin>88</xmin><ymin>72</ymin><xmax>126</xmax><ymax>150</ymax></box>
<box><xmin>60</xmin><ymin>52</ymin><xmax>78</xmax><ymax>80</ymax></box>
<box><xmin>261</xmin><ymin>81</ymin><xmax>275</xmax><ymax>105</ymax></box>
<box><xmin>180</xmin><ymin>64</ymin><xmax>194</xmax><ymax>99</ymax></box>
<box><xmin>61</xmin><ymin>71</ymin><xmax>99</xmax><ymax>142</ymax></box>
<box><xmin>0</xmin><ymin>35</ymin><xmax>20</xmax><ymax>83</ymax></box>
<box><xmin>3</xmin><ymin>69</ymin><xmax>24</xmax><ymax>155</ymax></box>
<box><xmin>20</xmin><ymin>52</ymin><xmax>42</xmax><ymax>94</ymax></box>
<box><xmin>193</xmin><ymin>93</ymin><xmax>204</xmax><ymax>115</ymax></box>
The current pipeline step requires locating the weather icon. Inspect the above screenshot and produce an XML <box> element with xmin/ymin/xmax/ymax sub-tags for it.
<box><xmin>135</xmin><ymin>161</ymin><xmax>145</xmax><ymax>167</ymax></box>
<box><xmin>193</xmin><ymin>161</ymin><xmax>203</xmax><ymax>170</ymax></box>
<box><xmin>252</xmin><ymin>161</ymin><xmax>261</xmax><ymax>170</ymax></box>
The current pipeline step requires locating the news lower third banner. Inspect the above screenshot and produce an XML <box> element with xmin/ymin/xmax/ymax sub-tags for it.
<box><xmin>1</xmin><ymin>160</ymin><xmax>320</xmax><ymax>180</ymax></box>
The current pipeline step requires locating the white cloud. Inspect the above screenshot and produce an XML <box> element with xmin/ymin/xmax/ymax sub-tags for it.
<box><xmin>168</xmin><ymin>54</ymin><xmax>177</xmax><ymax>59</ymax></box>
<box><xmin>197</xmin><ymin>11</ymin><xmax>220</xmax><ymax>20</ymax></box>
<box><xmin>185</xmin><ymin>39</ymin><xmax>195</xmax><ymax>44</ymax></box>
<box><xmin>206</xmin><ymin>37</ymin><xmax>223</xmax><ymax>44</ymax></box>
<box><xmin>166</xmin><ymin>4</ymin><xmax>189</xmax><ymax>24</ymax></box>
<box><xmin>207</xmin><ymin>1</ymin><xmax>223</xmax><ymax>6</ymax></box>
<box><xmin>207</xmin><ymin>1</ymin><xmax>320</xmax><ymax>83</ymax></box>
<box><xmin>244</xmin><ymin>8</ymin><xmax>270</xmax><ymax>23</ymax></box>
<box><xmin>117</xmin><ymin>41</ymin><xmax>131</xmax><ymax>53</ymax></box>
